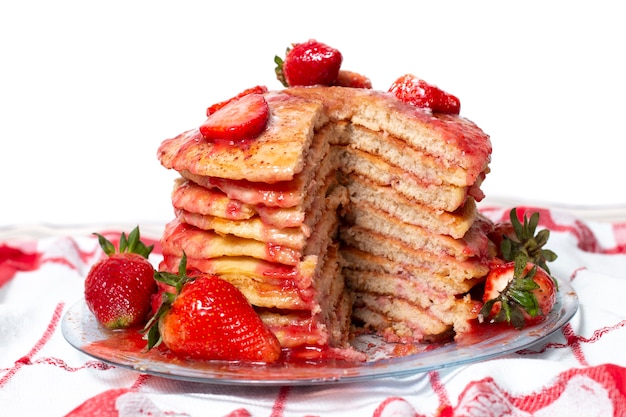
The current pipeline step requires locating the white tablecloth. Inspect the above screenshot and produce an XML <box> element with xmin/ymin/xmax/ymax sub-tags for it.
<box><xmin>1</xmin><ymin>205</ymin><xmax>625</xmax><ymax>417</ymax></box>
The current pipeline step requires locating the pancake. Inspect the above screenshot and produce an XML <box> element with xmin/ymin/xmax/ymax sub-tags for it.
<box><xmin>340</xmin><ymin>147</ymin><xmax>473</xmax><ymax>214</ymax></box>
<box><xmin>343</xmin><ymin>202</ymin><xmax>491</xmax><ymax>260</ymax></box>
<box><xmin>156</xmin><ymin>84</ymin><xmax>493</xmax><ymax>354</ymax></box>
<box><xmin>344</xmin><ymin>173</ymin><xmax>477</xmax><ymax>239</ymax></box>
<box><xmin>345</xmin><ymin>122</ymin><xmax>470</xmax><ymax>186</ymax></box>
<box><xmin>340</xmin><ymin>247</ymin><xmax>483</xmax><ymax>295</ymax></box>
<box><xmin>158</xmin><ymin>92</ymin><xmax>327</xmax><ymax>182</ymax></box>
<box><xmin>171</xmin><ymin>178</ymin><xmax>256</xmax><ymax>220</ymax></box>
<box><xmin>284</xmin><ymin>86</ymin><xmax>491</xmax><ymax>183</ymax></box>
<box><xmin>351</xmin><ymin>293</ymin><xmax>478</xmax><ymax>343</ymax></box>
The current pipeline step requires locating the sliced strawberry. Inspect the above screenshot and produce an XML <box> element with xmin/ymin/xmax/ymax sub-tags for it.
<box><xmin>388</xmin><ymin>74</ymin><xmax>460</xmax><ymax>114</ymax></box>
<box><xmin>206</xmin><ymin>85</ymin><xmax>268</xmax><ymax>117</ymax></box>
<box><xmin>84</xmin><ymin>227</ymin><xmax>157</xmax><ymax>329</ymax></box>
<box><xmin>275</xmin><ymin>39</ymin><xmax>343</xmax><ymax>87</ymax></box>
<box><xmin>145</xmin><ymin>255</ymin><xmax>281</xmax><ymax>363</ymax></box>
<box><xmin>481</xmin><ymin>254</ymin><xmax>557</xmax><ymax>329</ymax></box>
<box><xmin>333</xmin><ymin>70</ymin><xmax>373</xmax><ymax>89</ymax></box>
<box><xmin>199</xmin><ymin>93</ymin><xmax>270</xmax><ymax>142</ymax></box>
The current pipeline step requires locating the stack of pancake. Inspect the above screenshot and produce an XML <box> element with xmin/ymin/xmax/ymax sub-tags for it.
<box><xmin>157</xmin><ymin>91</ymin><xmax>355</xmax><ymax>354</ymax></box>
<box><xmin>287</xmin><ymin>87</ymin><xmax>493</xmax><ymax>343</ymax></box>
<box><xmin>157</xmin><ymin>86</ymin><xmax>493</xmax><ymax>353</ymax></box>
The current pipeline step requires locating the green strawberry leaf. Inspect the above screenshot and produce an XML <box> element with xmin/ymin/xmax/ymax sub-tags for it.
<box><xmin>274</xmin><ymin>55</ymin><xmax>288</xmax><ymax>87</ymax></box>
<box><xmin>143</xmin><ymin>252</ymin><xmax>194</xmax><ymax>352</ymax></box>
<box><xmin>500</xmin><ymin>209</ymin><xmax>557</xmax><ymax>275</ymax></box>
<box><xmin>94</xmin><ymin>233</ymin><xmax>116</xmax><ymax>256</ymax></box>
<box><xmin>93</xmin><ymin>226</ymin><xmax>153</xmax><ymax>258</ymax></box>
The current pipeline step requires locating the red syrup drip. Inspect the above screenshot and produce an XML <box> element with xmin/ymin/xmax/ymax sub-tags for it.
<box><xmin>207</xmin><ymin>176</ymin><xmax>300</xmax><ymax>208</ymax></box>
<box><xmin>82</xmin><ymin>320</ymin><xmax>524</xmax><ymax>376</ymax></box>
<box><xmin>454</xmin><ymin>316</ymin><xmax>550</xmax><ymax>348</ymax></box>
<box><xmin>225</xmin><ymin>199</ymin><xmax>245</xmax><ymax>220</ymax></box>
<box><xmin>83</xmin><ymin>327</ymin><xmax>365</xmax><ymax>375</ymax></box>
<box><xmin>206</xmin><ymin>136</ymin><xmax>256</xmax><ymax>154</ymax></box>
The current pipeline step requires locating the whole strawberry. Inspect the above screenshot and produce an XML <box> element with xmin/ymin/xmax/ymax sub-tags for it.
<box><xmin>275</xmin><ymin>39</ymin><xmax>343</xmax><ymax>87</ymax></box>
<box><xmin>389</xmin><ymin>74</ymin><xmax>460</xmax><ymax>114</ymax></box>
<box><xmin>84</xmin><ymin>227</ymin><xmax>157</xmax><ymax>329</ymax></box>
<box><xmin>490</xmin><ymin>208</ymin><xmax>558</xmax><ymax>275</ymax></box>
<box><xmin>145</xmin><ymin>255</ymin><xmax>281</xmax><ymax>363</ymax></box>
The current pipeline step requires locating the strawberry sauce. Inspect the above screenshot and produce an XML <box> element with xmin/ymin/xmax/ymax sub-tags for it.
<box><xmin>83</xmin><ymin>327</ymin><xmax>363</xmax><ymax>375</ymax></box>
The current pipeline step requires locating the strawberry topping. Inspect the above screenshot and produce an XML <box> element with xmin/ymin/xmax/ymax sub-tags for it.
<box><xmin>333</xmin><ymin>70</ymin><xmax>373</xmax><ymax>89</ymax></box>
<box><xmin>275</xmin><ymin>39</ymin><xmax>343</xmax><ymax>87</ymax></box>
<box><xmin>206</xmin><ymin>85</ymin><xmax>268</xmax><ymax>116</ymax></box>
<box><xmin>200</xmin><ymin>93</ymin><xmax>270</xmax><ymax>142</ymax></box>
<box><xmin>388</xmin><ymin>74</ymin><xmax>460</xmax><ymax>114</ymax></box>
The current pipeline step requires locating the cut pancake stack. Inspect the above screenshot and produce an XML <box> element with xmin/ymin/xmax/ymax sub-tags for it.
<box><xmin>157</xmin><ymin>92</ymin><xmax>355</xmax><ymax>354</ymax></box>
<box><xmin>287</xmin><ymin>86</ymin><xmax>493</xmax><ymax>343</ymax></box>
<box><xmin>157</xmin><ymin>85</ymin><xmax>493</xmax><ymax>353</ymax></box>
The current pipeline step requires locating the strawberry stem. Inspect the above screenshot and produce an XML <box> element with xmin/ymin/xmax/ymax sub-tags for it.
<box><xmin>274</xmin><ymin>55</ymin><xmax>288</xmax><ymax>87</ymax></box>
<box><xmin>500</xmin><ymin>209</ymin><xmax>557</xmax><ymax>275</ymax></box>
<box><xmin>93</xmin><ymin>226</ymin><xmax>153</xmax><ymax>258</ymax></box>
<box><xmin>95</xmin><ymin>233</ymin><xmax>116</xmax><ymax>256</ymax></box>
<box><xmin>142</xmin><ymin>252</ymin><xmax>194</xmax><ymax>351</ymax></box>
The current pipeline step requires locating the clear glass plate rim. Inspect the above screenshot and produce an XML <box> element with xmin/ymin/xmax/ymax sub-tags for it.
<box><xmin>62</xmin><ymin>277</ymin><xmax>579</xmax><ymax>386</ymax></box>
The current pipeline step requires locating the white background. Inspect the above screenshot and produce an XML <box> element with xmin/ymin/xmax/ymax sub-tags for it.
<box><xmin>1</xmin><ymin>1</ymin><xmax>625</xmax><ymax>228</ymax></box>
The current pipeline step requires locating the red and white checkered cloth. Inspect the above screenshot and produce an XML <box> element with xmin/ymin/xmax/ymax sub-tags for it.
<box><xmin>1</xmin><ymin>206</ymin><xmax>625</xmax><ymax>417</ymax></box>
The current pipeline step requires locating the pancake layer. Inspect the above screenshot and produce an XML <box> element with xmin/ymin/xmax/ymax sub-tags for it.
<box><xmin>157</xmin><ymin>86</ymin><xmax>493</xmax><ymax>353</ymax></box>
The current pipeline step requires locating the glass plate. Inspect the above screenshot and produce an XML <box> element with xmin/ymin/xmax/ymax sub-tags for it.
<box><xmin>62</xmin><ymin>277</ymin><xmax>578</xmax><ymax>386</ymax></box>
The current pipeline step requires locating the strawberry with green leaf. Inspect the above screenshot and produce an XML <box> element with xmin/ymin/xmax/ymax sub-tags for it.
<box><xmin>275</xmin><ymin>39</ymin><xmax>343</xmax><ymax>87</ymax></box>
<box><xmin>491</xmin><ymin>208</ymin><xmax>558</xmax><ymax>275</ymax></box>
<box><xmin>84</xmin><ymin>227</ymin><xmax>156</xmax><ymax>329</ymax></box>
<box><xmin>481</xmin><ymin>253</ymin><xmax>557</xmax><ymax>329</ymax></box>
<box><xmin>144</xmin><ymin>255</ymin><xmax>281</xmax><ymax>363</ymax></box>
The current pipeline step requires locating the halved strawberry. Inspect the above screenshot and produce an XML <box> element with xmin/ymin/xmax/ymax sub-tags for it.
<box><xmin>144</xmin><ymin>255</ymin><xmax>281</xmax><ymax>363</ymax></box>
<box><xmin>333</xmin><ymin>70</ymin><xmax>373</xmax><ymax>89</ymax></box>
<box><xmin>388</xmin><ymin>74</ymin><xmax>460</xmax><ymax>114</ymax></box>
<box><xmin>275</xmin><ymin>39</ymin><xmax>343</xmax><ymax>87</ymax></box>
<box><xmin>206</xmin><ymin>85</ymin><xmax>268</xmax><ymax>117</ymax></box>
<box><xmin>199</xmin><ymin>93</ymin><xmax>270</xmax><ymax>142</ymax></box>
<box><xmin>84</xmin><ymin>227</ymin><xmax>157</xmax><ymax>329</ymax></box>
<box><xmin>481</xmin><ymin>254</ymin><xmax>557</xmax><ymax>329</ymax></box>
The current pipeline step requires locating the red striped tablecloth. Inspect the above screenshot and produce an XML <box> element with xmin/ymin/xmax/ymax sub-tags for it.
<box><xmin>1</xmin><ymin>206</ymin><xmax>625</xmax><ymax>417</ymax></box>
